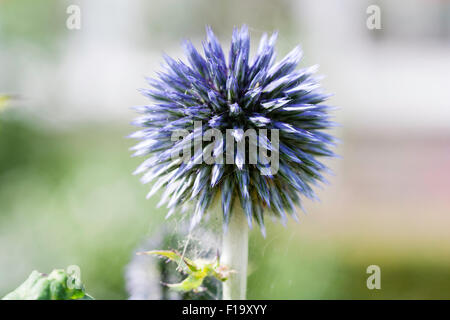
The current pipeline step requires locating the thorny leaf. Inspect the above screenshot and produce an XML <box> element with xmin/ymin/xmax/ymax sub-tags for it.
<box><xmin>138</xmin><ymin>250</ymin><xmax>233</xmax><ymax>293</ymax></box>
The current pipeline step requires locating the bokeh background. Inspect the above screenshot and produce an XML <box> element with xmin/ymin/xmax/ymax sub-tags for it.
<box><xmin>1</xmin><ymin>0</ymin><xmax>450</xmax><ymax>299</ymax></box>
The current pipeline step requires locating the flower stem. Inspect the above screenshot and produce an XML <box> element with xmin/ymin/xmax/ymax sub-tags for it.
<box><xmin>221</xmin><ymin>205</ymin><xmax>248</xmax><ymax>300</ymax></box>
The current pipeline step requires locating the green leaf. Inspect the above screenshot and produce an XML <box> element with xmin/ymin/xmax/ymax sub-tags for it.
<box><xmin>139</xmin><ymin>250</ymin><xmax>233</xmax><ymax>293</ymax></box>
<box><xmin>2</xmin><ymin>269</ymin><xmax>94</xmax><ymax>300</ymax></box>
<box><xmin>138</xmin><ymin>250</ymin><xmax>198</xmax><ymax>272</ymax></box>
<box><xmin>167</xmin><ymin>274</ymin><xmax>206</xmax><ymax>292</ymax></box>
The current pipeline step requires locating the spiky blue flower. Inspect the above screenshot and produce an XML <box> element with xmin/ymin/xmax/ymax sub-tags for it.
<box><xmin>130</xmin><ymin>26</ymin><xmax>337</xmax><ymax>236</ymax></box>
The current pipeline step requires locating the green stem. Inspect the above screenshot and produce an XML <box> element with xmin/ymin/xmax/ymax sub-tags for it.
<box><xmin>221</xmin><ymin>205</ymin><xmax>248</xmax><ymax>300</ymax></box>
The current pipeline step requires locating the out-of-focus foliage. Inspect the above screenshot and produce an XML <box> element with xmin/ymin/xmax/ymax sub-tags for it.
<box><xmin>0</xmin><ymin>113</ymin><xmax>164</xmax><ymax>299</ymax></box>
<box><xmin>2</xmin><ymin>269</ymin><xmax>93</xmax><ymax>300</ymax></box>
<box><xmin>0</xmin><ymin>0</ymin><xmax>65</xmax><ymax>50</ymax></box>
<box><xmin>1</xmin><ymin>115</ymin><xmax>450</xmax><ymax>299</ymax></box>
<box><xmin>0</xmin><ymin>95</ymin><xmax>12</xmax><ymax>112</ymax></box>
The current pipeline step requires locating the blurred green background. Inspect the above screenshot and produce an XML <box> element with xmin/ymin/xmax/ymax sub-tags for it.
<box><xmin>1</xmin><ymin>0</ymin><xmax>450</xmax><ymax>299</ymax></box>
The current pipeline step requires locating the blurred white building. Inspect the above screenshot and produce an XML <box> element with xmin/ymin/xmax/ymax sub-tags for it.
<box><xmin>296</xmin><ymin>0</ymin><xmax>450</xmax><ymax>131</ymax></box>
<box><xmin>1</xmin><ymin>0</ymin><xmax>449</xmax><ymax>130</ymax></box>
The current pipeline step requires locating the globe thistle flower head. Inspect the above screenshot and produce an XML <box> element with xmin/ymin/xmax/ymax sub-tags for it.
<box><xmin>130</xmin><ymin>25</ymin><xmax>337</xmax><ymax>236</ymax></box>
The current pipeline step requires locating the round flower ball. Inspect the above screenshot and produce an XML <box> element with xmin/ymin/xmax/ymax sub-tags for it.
<box><xmin>130</xmin><ymin>25</ymin><xmax>336</xmax><ymax>236</ymax></box>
